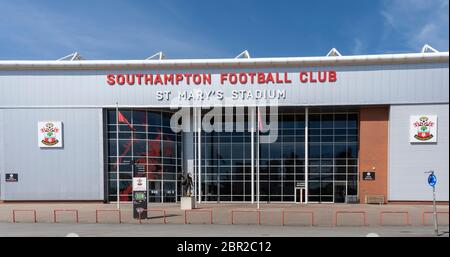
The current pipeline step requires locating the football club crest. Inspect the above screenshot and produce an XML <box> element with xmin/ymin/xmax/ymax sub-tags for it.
<box><xmin>410</xmin><ymin>115</ymin><xmax>437</xmax><ymax>143</ymax></box>
<box><xmin>38</xmin><ymin>121</ymin><xmax>63</xmax><ymax>147</ymax></box>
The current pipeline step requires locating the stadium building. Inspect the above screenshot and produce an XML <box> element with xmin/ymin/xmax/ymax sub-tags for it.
<box><xmin>0</xmin><ymin>47</ymin><xmax>448</xmax><ymax>204</ymax></box>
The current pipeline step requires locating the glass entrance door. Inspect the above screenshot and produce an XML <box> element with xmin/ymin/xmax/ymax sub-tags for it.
<box><xmin>295</xmin><ymin>187</ymin><xmax>306</xmax><ymax>204</ymax></box>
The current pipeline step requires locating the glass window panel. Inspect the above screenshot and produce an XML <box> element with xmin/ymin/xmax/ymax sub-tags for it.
<box><xmin>270</xmin><ymin>143</ymin><xmax>281</xmax><ymax>159</ymax></box>
<box><xmin>270</xmin><ymin>182</ymin><xmax>282</xmax><ymax>195</ymax></box>
<box><xmin>334</xmin><ymin>144</ymin><xmax>347</xmax><ymax>158</ymax></box>
<box><xmin>283</xmin><ymin>142</ymin><xmax>296</xmax><ymax>158</ymax></box>
<box><xmin>348</xmin><ymin>166</ymin><xmax>358</xmax><ymax>174</ymax></box>
<box><xmin>308</xmin><ymin>182</ymin><xmax>320</xmax><ymax>195</ymax></box>
<box><xmin>347</xmin><ymin>129</ymin><xmax>358</xmax><ymax>135</ymax></box>
<box><xmin>205</xmin><ymin>182</ymin><xmax>218</xmax><ymax>196</ymax></box>
<box><xmin>321</xmin><ymin>166</ymin><xmax>333</xmax><ymax>173</ymax></box>
<box><xmin>219</xmin><ymin>182</ymin><xmax>231</xmax><ymax>195</ymax></box>
<box><xmin>309</xmin><ymin>129</ymin><xmax>321</xmax><ymax>136</ymax></box>
<box><xmin>108</xmin><ymin>140</ymin><xmax>117</xmax><ymax>156</ymax></box>
<box><xmin>348</xmin><ymin>160</ymin><xmax>357</xmax><ymax>166</ymax></box>
<box><xmin>163</xmin><ymin>181</ymin><xmax>176</xmax><ymax>197</ymax></box>
<box><xmin>119</xmin><ymin>132</ymin><xmax>132</xmax><ymax>139</ymax></box>
<box><xmin>321</xmin><ymin>136</ymin><xmax>334</xmax><ymax>142</ymax></box>
<box><xmin>295</xmin><ymin>174</ymin><xmax>305</xmax><ymax>181</ymax></box>
<box><xmin>348</xmin><ymin>114</ymin><xmax>358</xmax><ymax>128</ymax></box>
<box><xmin>321</xmin><ymin>114</ymin><xmax>334</xmax><ymax>128</ymax></box>
<box><xmin>309</xmin><ymin>174</ymin><xmax>320</xmax><ymax>180</ymax></box>
<box><xmin>163</xmin><ymin>141</ymin><xmax>176</xmax><ymax>158</ymax></box>
<box><xmin>232</xmin><ymin>195</ymin><xmax>244</xmax><ymax>201</ymax></box>
<box><xmin>309</xmin><ymin>115</ymin><xmax>321</xmax><ymax>128</ymax></box>
<box><xmin>334</xmin><ymin>114</ymin><xmax>347</xmax><ymax>128</ymax></box>
<box><xmin>320</xmin><ymin>182</ymin><xmax>333</xmax><ymax>195</ymax></box>
<box><xmin>308</xmin><ymin>196</ymin><xmax>320</xmax><ymax>202</ymax></box>
<box><xmin>133</xmin><ymin>140</ymin><xmax>147</xmax><ymax>156</ymax></box>
<box><xmin>348</xmin><ymin>181</ymin><xmax>358</xmax><ymax>195</ymax></box>
<box><xmin>232</xmin><ymin>144</ymin><xmax>244</xmax><ymax>159</ymax></box>
<box><xmin>347</xmin><ymin>144</ymin><xmax>358</xmax><ymax>158</ymax></box>
<box><xmin>334</xmin><ymin>174</ymin><xmax>347</xmax><ymax>181</ymax></box>
<box><xmin>321</xmin><ymin>144</ymin><xmax>333</xmax><ymax>158</ymax></box>
<box><xmin>320</xmin><ymin>159</ymin><xmax>333</xmax><ymax>165</ymax></box>
<box><xmin>309</xmin><ymin>144</ymin><xmax>321</xmax><ymax>158</ymax></box>
<box><xmin>321</xmin><ymin>174</ymin><xmax>334</xmax><ymax>181</ymax></box>
<box><xmin>148</xmin><ymin>181</ymin><xmax>161</xmax><ymax>196</ymax></box>
<box><xmin>282</xmin><ymin>114</ymin><xmax>296</xmax><ymax>128</ymax></box>
<box><xmin>133</xmin><ymin>110</ymin><xmax>147</xmax><ymax>125</ymax></box>
<box><xmin>283</xmin><ymin>182</ymin><xmax>294</xmax><ymax>195</ymax></box>
<box><xmin>232</xmin><ymin>182</ymin><xmax>244</xmax><ymax>195</ymax></box>
<box><xmin>147</xmin><ymin>140</ymin><xmax>161</xmax><ymax>157</ymax></box>
<box><xmin>348</xmin><ymin>175</ymin><xmax>358</xmax><ymax>182</ymax></box>
<box><xmin>283</xmin><ymin>129</ymin><xmax>296</xmax><ymax>136</ymax></box>
<box><xmin>296</xmin><ymin>115</ymin><xmax>305</xmax><ymax>128</ymax></box>
<box><xmin>162</xmin><ymin>112</ymin><xmax>171</xmax><ymax>127</ymax></box>
<box><xmin>259</xmin><ymin>182</ymin><xmax>269</xmax><ymax>196</ymax></box>
<box><xmin>148</xmin><ymin>126</ymin><xmax>161</xmax><ymax>133</ymax></box>
<box><xmin>320</xmin><ymin>196</ymin><xmax>333</xmax><ymax>202</ymax></box>
<box><xmin>336</xmin><ymin>166</ymin><xmax>347</xmax><ymax>174</ymax></box>
<box><xmin>134</xmin><ymin>133</ymin><xmax>147</xmax><ymax>140</ymax></box>
<box><xmin>309</xmin><ymin>166</ymin><xmax>320</xmax><ymax>173</ymax></box>
<box><xmin>108</xmin><ymin>125</ymin><xmax>117</xmax><ymax>132</ymax></box>
<box><xmin>348</xmin><ymin>136</ymin><xmax>358</xmax><ymax>142</ymax></box>
<box><xmin>147</xmin><ymin>112</ymin><xmax>161</xmax><ymax>126</ymax></box>
<box><xmin>118</xmin><ymin>140</ymin><xmax>133</xmax><ymax>156</ymax></box>
<box><xmin>108</xmin><ymin>111</ymin><xmax>117</xmax><ymax>124</ymax></box>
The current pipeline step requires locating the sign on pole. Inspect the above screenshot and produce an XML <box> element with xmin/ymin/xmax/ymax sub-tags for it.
<box><xmin>426</xmin><ymin>171</ymin><xmax>438</xmax><ymax>236</ymax></box>
<box><xmin>428</xmin><ymin>173</ymin><xmax>437</xmax><ymax>187</ymax></box>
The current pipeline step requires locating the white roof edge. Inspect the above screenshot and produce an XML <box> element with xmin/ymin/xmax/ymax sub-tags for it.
<box><xmin>0</xmin><ymin>52</ymin><xmax>448</xmax><ymax>70</ymax></box>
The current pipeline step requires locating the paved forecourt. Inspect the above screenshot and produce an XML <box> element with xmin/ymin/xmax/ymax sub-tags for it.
<box><xmin>0</xmin><ymin>202</ymin><xmax>448</xmax><ymax>227</ymax></box>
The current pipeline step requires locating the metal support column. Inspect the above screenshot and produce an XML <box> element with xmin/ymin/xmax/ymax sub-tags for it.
<box><xmin>251</xmin><ymin>107</ymin><xmax>255</xmax><ymax>204</ymax></box>
<box><xmin>304</xmin><ymin>107</ymin><xmax>309</xmax><ymax>204</ymax></box>
<box><xmin>197</xmin><ymin>108</ymin><xmax>202</xmax><ymax>203</ymax></box>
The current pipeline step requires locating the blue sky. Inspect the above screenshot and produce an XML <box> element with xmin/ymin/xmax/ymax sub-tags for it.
<box><xmin>0</xmin><ymin>0</ymin><xmax>448</xmax><ymax>60</ymax></box>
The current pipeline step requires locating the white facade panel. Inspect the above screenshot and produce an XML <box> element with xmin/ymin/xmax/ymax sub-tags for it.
<box><xmin>0</xmin><ymin>108</ymin><xmax>104</xmax><ymax>200</ymax></box>
<box><xmin>389</xmin><ymin>104</ymin><xmax>449</xmax><ymax>201</ymax></box>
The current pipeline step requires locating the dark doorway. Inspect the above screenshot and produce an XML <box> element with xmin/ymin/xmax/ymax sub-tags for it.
<box><xmin>334</xmin><ymin>183</ymin><xmax>346</xmax><ymax>203</ymax></box>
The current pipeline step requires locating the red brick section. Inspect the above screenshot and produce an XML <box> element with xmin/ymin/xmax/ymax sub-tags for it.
<box><xmin>359</xmin><ymin>106</ymin><xmax>389</xmax><ymax>204</ymax></box>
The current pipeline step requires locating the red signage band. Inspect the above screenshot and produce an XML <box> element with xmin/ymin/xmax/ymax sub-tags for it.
<box><xmin>106</xmin><ymin>71</ymin><xmax>337</xmax><ymax>86</ymax></box>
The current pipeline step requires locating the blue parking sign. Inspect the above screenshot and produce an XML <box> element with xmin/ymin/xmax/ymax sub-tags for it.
<box><xmin>428</xmin><ymin>173</ymin><xmax>437</xmax><ymax>187</ymax></box>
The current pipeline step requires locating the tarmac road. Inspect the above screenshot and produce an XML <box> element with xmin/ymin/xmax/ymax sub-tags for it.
<box><xmin>1</xmin><ymin>223</ymin><xmax>448</xmax><ymax>237</ymax></box>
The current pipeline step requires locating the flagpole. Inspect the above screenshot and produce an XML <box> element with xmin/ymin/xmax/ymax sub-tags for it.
<box><xmin>116</xmin><ymin>102</ymin><xmax>120</xmax><ymax>209</ymax></box>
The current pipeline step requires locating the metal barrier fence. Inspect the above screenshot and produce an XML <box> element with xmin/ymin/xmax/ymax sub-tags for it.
<box><xmin>334</xmin><ymin>211</ymin><xmax>368</xmax><ymax>226</ymax></box>
<box><xmin>53</xmin><ymin>209</ymin><xmax>79</xmax><ymax>223</ymax></box>
<box><xmin>231</xmin><ymin>209</ymin><xmax>261</xmax><ymax>225</ymax></box>
<box><xmin>12</xmin><ymin>209</ymin><xmax>37</xmax><ymax>223</ymax></box>
<box><xmin>282</xmin><ymin>210</ymin><xmax>315</xmax><ymax>226</ymax></box>
<box><xmin>6</xmin><ymin>208</ymin><xmax>449</xmax><ymax>226</ymax></box>
<box><xmin>185</xmin><ymin>209</ymin><xmax>213</xmax><ymax>224</ymax></box>
<box><xmin>422</xmin><ymin>211</ymin><xmax>449</xmax><ymax>226</ymax></box>
<box><xmin>379</xmin><ymin>211</ymin><xmax>409</xmax><ymax>226</ymax></box>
